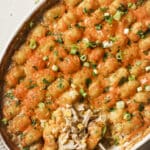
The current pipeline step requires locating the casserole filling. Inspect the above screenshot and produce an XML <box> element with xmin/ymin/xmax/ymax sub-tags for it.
<box><xmin>1</xmin><ymin>0</ymin><xmax>150</xmax><ymax>149</ymax></box>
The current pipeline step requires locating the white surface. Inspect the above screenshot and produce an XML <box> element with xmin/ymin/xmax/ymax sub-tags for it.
<box><xmin>0</xmin><ymin>0</ymin><xmax>44</xmax><ymax>56</ymax></box>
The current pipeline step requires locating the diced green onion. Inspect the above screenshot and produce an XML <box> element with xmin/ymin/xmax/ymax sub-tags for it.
<box><xmin>93</xmin><ymin>69</ymin><xmax>99</xmax><ymax>76</ymax></box>
<box><xmin>80</xmin><ymin>89</ymin><xmax>87</xmax><ymax>98</ymax></box>
<box><xmin>128</xmin><ymin>75</ymin><xmax>136</xmax><ymax>81</ymax></box>
<box><xmin>80</xmin><ymin>54</ymin><xmax>87</xmax><ymax>62</ymax></box>
<box><xmin>109</xmin><ymin>36</ymin><xmax>117</xmax><ymax>43</ymax></box>
<box><xmin>86</xmin><ymin>41</ymin><xmax>97</xmax><ymax>49</ymax></box>
<box><xmin>137</xmin><ymin>86</ymin><xmax>143</xmax><ymax>92</ymax></box>
<box><xmin>145</xmin><ymin>85</ymin><xmax>150</xmax><ymax>92</ymax></box>
<box><xmin>83</xmin><ymin>62</ymin><xmax>90</xmax><ymax>67</ymax></box>
<box><xmin>116</xmin><ymin>101</ymin><xmax>125</xmax><ymax>109</ymax></box>
<box><xmin>113</xmin><ymin>11</ymin><xmax>124</xmax><ymax>21</ymax></box>
<box><xmin>70</xmin><ymin>45</ymin><xmax>78</xmax><ymax>55</ymax></box>
<box><xmin>136</xmin><ymin>61</ymin><xmax>142</xmax><ymax>66</ymax></box>
<box><xmin>123</xmin><ymin>112</ymin><xmax>132</xmax><ymax>121</ymax></box>
<box><xmin>128</xmin><ymin>3</ymin><xmax>136</xmax><ymax>9</ymax></box>
<box><xmin>83</xmin><ymin>8</ymin><xmax>88</xmax><ymax>14</ymax></box>
<box><xmin>95</xmin><ymin>24</ymin><xmax>102</xmax><ymax>30</ymax></box>
<box><xmin>56</xmin><ymin>37</ymin><xmax>64</xmax><ymax>44</ymax></box>
<box><xmin>43</xmin><ymin>56</ymin><xmax>49</xmax><ymax>61</ymax></box>
<box><xmin>52</xmin><ymin>64</ymin><xmax>59</xmax><ymax>72</ymax></box>
<box><xmin>29</xmin><ymin>39</ymin><xmax>37</xmax><ymax>50</ymax></box>
<box><xmin>102</xmin><ymin>125</ymin><xmax>107</xmax><ymax>136</ymax></box>
<box><xmin>1</xmin><ymin>118</ymin><xmax>8</xmax><ymax>125</ymax></box>
<box><xmin>137</xmin><ymin>30</ymin><xmax>145</xmax><ymax>39</ymax></box>
<box><xmin>145</xmin><ymin>66</ymin><xmax>150</xmax><ymax>72</ymax></box>
<box><xmin>104</xmin><ymin>13</ymin><xmax>113</xmax><ymax>24</ymax></box>
<box><xmin>116</xmin><ymin>51</ymin><xmax>123</xmax><ymax>61</ymax></box>
<box><xmin>38</xmin><ymin>102</ymin><xmax>45</xmax><ymax>109</ymax></box>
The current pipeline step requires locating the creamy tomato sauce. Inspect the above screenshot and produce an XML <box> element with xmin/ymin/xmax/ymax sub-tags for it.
<box><xmin>1</xmin><ymin>0</ymin><xmax>150</xmax><ymax>150</ymax></box>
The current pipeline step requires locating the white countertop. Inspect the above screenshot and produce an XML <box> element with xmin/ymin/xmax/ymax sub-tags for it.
<box><xmin>0</xmin><ymin>0</ymin><xmax>44</xmax><ymax>56</ymax></box>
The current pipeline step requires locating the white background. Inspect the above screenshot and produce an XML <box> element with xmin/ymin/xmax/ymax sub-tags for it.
<box><xmin>0</xmin><ymin>0</ymin><xmax>44</xmax><ymax>56</ymax></box>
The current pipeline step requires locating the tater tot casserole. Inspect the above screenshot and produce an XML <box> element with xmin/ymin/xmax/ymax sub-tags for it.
<box><xmin>1</xmin><ymin>0</ymin><xmax>150</xmax><ymax>150</ymax></box>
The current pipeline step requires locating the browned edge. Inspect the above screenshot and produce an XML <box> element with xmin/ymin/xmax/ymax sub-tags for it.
<box><xmin>0</xmin><ymin>0</ymin><xmax>59</xmax><ymax>149</ymax></box>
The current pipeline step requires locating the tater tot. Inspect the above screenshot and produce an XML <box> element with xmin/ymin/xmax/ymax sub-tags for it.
<box><xmin>59</xmin><ymin>55</ymin><xmax>81</xmax><ymax>74</ymax></box>
<box><xmin>119</xmin><ymin>80</ymin><xmax>140</xmax><ymax>99</ymax></box>
<box><xmin>57</xmin><ymin>88</ymin><xmax>80</xmax><ymax>106</ymax></box>
<box><xmin>133</xmin><ymin>92</ymin><xmax>150</xmax><ymax>103</ymax></box>
<box><xmin>8</xmin><ymin>114</ymin><xmax>30</xmax><ymax>133</ymax></box>
<box><xmin>47</xmin><ymin>78</ymin><xmax>69</xmax><ymax>98</ymax></box>
<box><xmin>21</xmin><ymin>126</ymin><xmax>42</xmax><ymax>147</ymax></box>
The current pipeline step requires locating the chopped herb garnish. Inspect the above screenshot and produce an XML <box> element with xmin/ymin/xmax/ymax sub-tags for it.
<box><xmin>53</xmin><ymin>15</ymin><xmax>59</xmax><ymax>19</ymax></box>
<box><xmin>53</xmin><ymin>50</ymin><xmax>58</xmax><ymax>56</ymax></box>
<box><xmin>104</xmin><ymin>14</ymin><xmax>113</xmax><ymax>24</ymax></box>
<box><xmin>28</xmin><ymin>80</ymin><xmax>37</xmax><ymax>89</ymax></box>
<box><xmin>138</xmin><ymin>103</ymin><xmax>144</xmax><ymax>111</ymax></box>
<box><xmin>114</xmin><ymin>136</ymin><xmax>119</xmax><ymax>145</ymax></box>
<box><xmin>23</xmin><ymin>147</ymin><xmax>29</xmax><ymax>150</ymax></box>
<box><xmin>137</xmin><ymin>30</ymin><xmax>145</xmax><ymax>39</ymax></box>
<box><xmin>5</xmin><ymin>90</ymin><xmax>14</xmax><ymax>99</ymax></box>
<box><xmin>42</xmin><ymin>78</ymin><xmax>50</xmax><ymax>87</ymax></box>
<box><xmin>85</xmin><ymin>78</ymin><xmax>92</xmax><ymax>87</ymax></box>
<box><xmin>102</xmin><ymin>125</ymin><xmax>107</xmax><ymax>136</ymax></box>
<box><xmin>75</xmin><ymin>23</ymin><xmax>85</xmax><ymax>29</ymax></box>
<box><xmin>136</xmin><ymin>61</ymin><xmax>142</xmax><ymax>66</ymax></box>
<box><xmin>52</xmin><ymin>65</ymin><xmax>59</xmax><ymax>72</ymax></box>
<box><xmin>57</xmin><ymin>79</ymin><xmax>64</xmax><ymax>89</ymax></box>
<box><xmin>1</xmin><ymin>118</ymin><xmax>8</xmax><ymax>125</ymax></box>
<box><xmin>109</xmin><ymin>107</ymin><xmax>116</xmax><ymax>112</ymax></box>
<box><xmin>50</xmin><ymin>46</ymin><xmax>54</xmax><ymax>51</ymax></box>
<box><xmin>113</xmin><ymin>4</ymin><xmax>127</xmax><ymax>21</ymax></box>
<box><xmin>109</xmin><ymin>36</ymin><xmax>117</xmax><ymax>43</ymax></box>
<box><xmin>128</xmin><ymin>75</ymin><xmax>136</xmax><ymax>81</ymax></box>
<box><xmin>83</xmin><ymin>8</ymin><xmax>93</xmax><ymax>15</ymax></box>
<box><xmin>80</xmin><ymin>54</ymin><xmax>87</xmax><ymax>62</ymax></box>
<box><xmin>56</xmin><ymin>37</ymin><xmax>64</xmax><ymax>44</ymax></box>
<box><xmin>86</xmin><ymin>41</ymin><xmax>98</xmax><ymax>49</ymax></box>
<box><xmin>93</xmin><ymin>69</ymin><xmax>99</xmax><ymax>76</ymax></box>
<box><xmin>38</xmin><ymin>102</ymin><xmax>45</xmax><ymax>109</ymax></box>
<box><xmin>118</xmin><ymin>77</ymin><xmax>128</xmax><ymax>86</ymax></box>
<box><xmin>91</xmin><ymin>63</ymin><xmax>97</xmax><ymax>69</ymax></box>
<box><xmin>29</xmin><ymin>39</ymin><xmax>37</xmax><ymax>50</ymax></box>
<box><xmin>80</xmin><ymin>89</ymin><xmax>87</xmax><ymax>98</ymax></box>
<box><xmin>83</xmin><ymin>8</ymin><xmax>88</xmax><ymax>14</ymax></box>
<box><xmin>43</xmin><ymin>56</ymin><xmax>49</xmax><ymax>61</ymax></box>
<box><xmin>70</xmin><ymin>45</ymin><xmax>78</xmax><ymax>55</ymax></box>
<box><xmin>83</xmin><ymin>62</ymin><xmax>90</xmax><ymax>67</ymax></box>
<box><xmin>116</xmin><ymin>50</ymin><xmax>123</xmax><ymax>61</ymax></box>
<box><xmin>128</xmin><ymin>3</ymin><xmax>136</xmax><ymax>9</ymax></box>
<box><xmin>31</xmin><ymin>119</ymin><xmax>37</xmax><ymax>126</ymax></box>
<box><xmin>113</xmin><ymin>10</ymin><xmax>124</xmax><ymax>21</ymax></box>
<box><xmin>136</xmin><ymin>0</ymin><xmax>144</xmax><ymax>6</ymax></box>
<box><xmin>123</xmin><ymin>112</ymin><xmax>132</xmax><ymax>121</ymax></box>
<box><xmin>95</xmin><ymin>24</ymin><xmax>102</xmax><ymax>30</ymax></box>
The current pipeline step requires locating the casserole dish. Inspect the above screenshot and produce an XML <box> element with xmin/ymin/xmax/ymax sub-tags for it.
<box><xmin>0</xmin><ymin>0</ymin><xmax>149</xmax><ymax>149</ymax></box>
